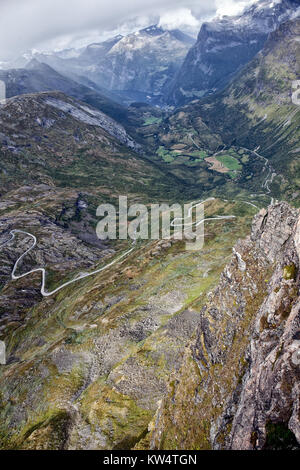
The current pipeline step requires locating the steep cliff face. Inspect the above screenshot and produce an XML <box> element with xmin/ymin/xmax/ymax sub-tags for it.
<box><xmin>149</xmin><ymin>202</ymin><xmax>300</xmax><ymax>450</ymax></box>
<box><xmin>168</xmin><ymin>0</ymin><xmax>299</xmax><ymax>106</ymax></box>
<box><xmin>228</xmin><ymin>206</ymin><xmax>300</xmax><ymax>450</ymax></box>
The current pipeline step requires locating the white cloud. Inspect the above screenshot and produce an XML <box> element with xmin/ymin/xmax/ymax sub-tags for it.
<box><xmin>0</xmin><ymin>0</ymin><xmax>260</xmax><ymax>60</ymax></box>
<box><xmin>158</xmin><ymin>8</ymin><xmax>200</xmax><ymax>33</ymax></box>
<box><xmin>215</xmin><ymin>0</ymin><xmax>258</xmax><ymax>17</ymax></box>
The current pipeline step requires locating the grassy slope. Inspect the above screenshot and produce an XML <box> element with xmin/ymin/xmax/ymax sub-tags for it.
<box><xmin>0</xmin><ymin>92</ymin><xmax>194</xmax><ymax>207</ymax></box>
<box><xmin>0</xmin><ymin>199</ymin><xmax>256</xmax><ymax>450</ymax></box>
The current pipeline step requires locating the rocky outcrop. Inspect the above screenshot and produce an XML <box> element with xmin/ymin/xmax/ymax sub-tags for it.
<box><xmin>149</xmin><ymin>202</ymin><xmax>300</xmax><ymax>450</ymax></box>
<box><xmin>228</xmin><ymin>204</ymin><xmax>300</xmax><ymax>450</ymax></box>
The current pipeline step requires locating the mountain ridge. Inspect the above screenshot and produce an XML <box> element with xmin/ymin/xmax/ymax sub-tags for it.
<box><xmin>167</xmin><ymin>0</ymin><xmax>299</xmax><ymax>105</ymax></box>
<box><xmin>20</xmin><ymin>25</ymin><xmax>194</xmax><ymax>106</ymax></box>
<box><xmin>0</xmin><ymin>60</ymin><xmax>130</xmax><ymax>124</ymax></box>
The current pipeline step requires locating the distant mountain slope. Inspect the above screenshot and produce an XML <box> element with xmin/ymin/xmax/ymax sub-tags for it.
<box><xmin>0</xmin><ymin>60</ymin><xmax>129</xmax><ymax>124</ymax></box>
<box><xmin>168</xmin><ymin>0</ymin><xmax>299</xmax><ymax>106</ymax></box>
<box><xmin>29</xmin><ymin>26</ymin><xmax>195</xmax><ymax>105</ymax></box>
<box><xmin>201</xmin><ymin>17</ymin><xmax>300</xmax><ymax>198</ymax></box>
<box><xmin>163</xmin><ymin>17</ymin><xmax>300</xmax><ymax>202</ymax></box>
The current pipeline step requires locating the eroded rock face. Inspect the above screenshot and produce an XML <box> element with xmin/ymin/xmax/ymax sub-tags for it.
<box><xmin>149</xmin><ymin>202</ymin><xmax>300</xmax><ymax>450</ymax></box>
<box><xmin>228</xmin><ymin>203</ymin><xmax>300</xmax><ymax>450</ymax></box>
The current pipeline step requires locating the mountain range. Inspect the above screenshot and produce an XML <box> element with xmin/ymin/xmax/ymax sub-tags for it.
<box><xmin>22</xmin><ymin>25</ymin><xmax>195</xmax><ymax>106</ymax></box>
<box><xmin>0</xmin><ymin>0</ymin><xmax>299</xmax><ymax>452</ymax></box>
<box><xmin>168</xmin><ymin>0</ymin><xmax>300</xmax><ymax>105</ymax></box>
<box><xmin>154</xmin><ymin>17</ymin><xmax>300</xmax><ymax>203</ymax></box>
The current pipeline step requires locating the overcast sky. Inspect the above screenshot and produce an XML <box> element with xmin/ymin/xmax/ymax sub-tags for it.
<box><xmin>0</xmin><ymin>0</ymin><xmax>259</xmax><ymax>61</ymax></box>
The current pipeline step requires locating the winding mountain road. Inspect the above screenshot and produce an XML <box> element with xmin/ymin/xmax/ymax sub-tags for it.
<box><xmin>1</xmin><ymin>230</ymin><xmax>134</xmax><ymax>297</ymax></box>
<box><xmin>171</xmin><ymin>197</ymin><xmax>237</xmax><ymax>227</ymax></box>
<box><xmin>241</xmin><ymin>146</ymin><xmax>277</xmax><ymax>194</ymax></box>
<box><xmin>0</xmin><ymin>198</ymin><xmax>246</xmax><ymax>297</ymax></box>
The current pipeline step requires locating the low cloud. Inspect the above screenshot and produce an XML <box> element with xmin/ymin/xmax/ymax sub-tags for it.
<box><xmin>0</xmin><ymin>0</ymin><xmax>259</xmax><ymax>61</ymax></box>
<box><xmin>158</xmin><ymin>8</ymin><xmax>200</xmax><ymax>34</ymax></box>
<box><xmin>215</xmin><ymin>0</ymin><xmax>257</xmax><ymax>17</ymax></box>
